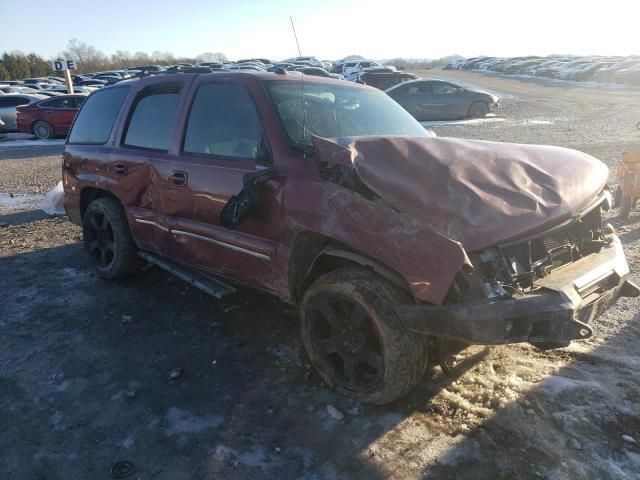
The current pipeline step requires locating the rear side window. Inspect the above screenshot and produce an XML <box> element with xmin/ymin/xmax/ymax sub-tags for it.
<box><xmin>183</xmin><ymin>84</ymin><xmax>263</xmax><ymax>160</ymax></box>
<box><xmin>41</xmin><ymin>97</ymin><xmax>75</xmax><ymax>109</ymax></box>
<box><xmin>0</xmin><ymin>97</ymin><xmax>30</xmax><ymax>107</ymax></box>
<box><xmin>431</xmin><ymin>82</ymin><xmax>461</xmax><ymax>94</ymax></box>
<box><xmin>123</xmin><ymin>86</ymin><xmax>180</xmax><ymax>151</ymax></box>
<box><xmin>407</xmin><ymin>82</ymin><xmax>432</xmax><ymax>94</ymax></box>
<box><xmin>68</xmin><ymin>87</ymin><xmax>130</xmax><ymax>144</ymax></box>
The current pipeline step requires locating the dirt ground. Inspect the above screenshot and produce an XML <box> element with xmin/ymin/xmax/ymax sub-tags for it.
<box><xmin>1</xmin><ymin>71</ymin><xmax>639</xmax><ymax>480</ymax></box>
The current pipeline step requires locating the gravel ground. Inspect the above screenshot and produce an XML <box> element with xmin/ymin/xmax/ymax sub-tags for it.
<box><xmin>1</xmin><ymin>71</ymin><xmax>639</xmax><ymax>480</ymax></box>
<box><xmin>0</xmin><ymin>146</ymin><xmax>63</xmax><ymax>194</ymax></box>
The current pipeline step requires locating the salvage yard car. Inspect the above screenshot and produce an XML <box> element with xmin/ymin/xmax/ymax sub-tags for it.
<box><xmin>16</xmin><ymin>94</ymin><xmax>87</xmax><ymax>139</ymax></box>
<box><xmin>62</xmin><ymin>71</ymin><xmax>639</xmax><ymax>404</ymax></box>
<box><xmin>386</xmin><ymin>79</ymin><xmax>499</xmax><ymax>120</ymax></box>
<box><xmin>0</xmin><ymin>94</ymin><xmax>47</xmax><ymax>132</ymax></box>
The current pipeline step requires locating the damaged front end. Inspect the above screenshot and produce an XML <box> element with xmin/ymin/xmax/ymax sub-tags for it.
<box><xmin>309</xmin><ymin>134</ymin><xmax>637</xmax><ymax>347</ymax></box>
<box><xmin>400</xmin><ymin>191</ymin><xmax>639</xmax><ymax>347</ymax></box>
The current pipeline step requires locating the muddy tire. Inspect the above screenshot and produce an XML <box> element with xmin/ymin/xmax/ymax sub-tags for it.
<box><xmin>83</xmin><ymin>197</ymin><xmax>140</xmax><ymax>279</ymax></box>
<box><xmin>33</xmin><ymin>120</ymin><xmax>54</xmax><ymax>139</ymax></box>
<box><xmin>613</xmin><ymin>186</ymin><xmax>623</xmax><ymax>208</ymax></box>
<box><xmin>301</xmin><ymin>268</ymin><xmax>427</xmax><ymax>405</ymax></box>
<box><xmin>468</xmin><ymin>101</ymin><xmax>489</xmax><ymax>118</ymax></box>
<box><xmin>620</xmin><ymin>195</ymin><xmax>633</xmax><ymax>219</ymax></box>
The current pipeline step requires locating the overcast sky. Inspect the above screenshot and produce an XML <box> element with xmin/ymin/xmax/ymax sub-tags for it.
<box><xmin>1</xmin><ymin>0</ymin><xmax>637</xmax><ymax>60</ymax></box>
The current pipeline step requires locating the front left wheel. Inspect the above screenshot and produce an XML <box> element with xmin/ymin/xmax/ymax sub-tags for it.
<box><xmin>301</xmin><ymin>268</ymin><xmax>427</xmax><ymax>405</ymax></box>
<box><xmin>83</xmin><ymin>197</ymin><xmax>141</xmax><ymax>278</ymax></box>
<box><xmin>468</xmin><ymin>101</ymin><xmax>489</xmax><ymax>118</ymax></box>
<box><xmin>620</xmin><ymin>195</ymin><xmax>633</xmax><ymax>218</ymax></box>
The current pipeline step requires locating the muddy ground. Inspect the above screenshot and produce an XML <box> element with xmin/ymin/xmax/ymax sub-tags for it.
<box><xmin>1</xmin><ymin>71</ymin><xmax>639</xmax><ymax>480</ymax></box>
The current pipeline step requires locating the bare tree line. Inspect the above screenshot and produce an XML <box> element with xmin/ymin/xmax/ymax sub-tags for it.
<box><xmin>0</xmin><ymin>38</ymin><xmax>229</xmax><ymax>80</ymax></box>
<box><xmin>60</xmin><ymin>38</ymin><xmax>228</xmax><ymax>74</ymax></box>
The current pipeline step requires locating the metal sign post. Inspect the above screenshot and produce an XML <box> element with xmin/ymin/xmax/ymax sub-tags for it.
<box><xmin>51</xmin><ymin>59</ymin><xmax>77</xmax><ymax>94</ymax></box>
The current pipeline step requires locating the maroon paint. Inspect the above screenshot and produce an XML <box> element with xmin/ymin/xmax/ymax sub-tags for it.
<box><xmin>16</xmin><ymin>96</ymin><xmax>82</xmax><ymax>136</ymax></box>
<box><xmin>62</xmin><ymin>72</ymin><xmax>608</xmax><ymax>307</ymax></box>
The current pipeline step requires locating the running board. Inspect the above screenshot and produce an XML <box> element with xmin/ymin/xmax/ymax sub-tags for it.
<box><xmin>138</xmin><ymin>251</ymin><xmax>236</xmax><ymax>299</ymax></box>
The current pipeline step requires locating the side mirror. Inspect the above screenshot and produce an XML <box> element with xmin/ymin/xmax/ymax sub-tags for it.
<box><xmin>219</xmin><ymin>167</ymin><xmax>275</xmax><ymax>229</ymax></box>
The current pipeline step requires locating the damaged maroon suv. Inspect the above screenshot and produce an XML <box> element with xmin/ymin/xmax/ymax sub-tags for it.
<box><xmin>63</xmin><ymin>71</ymin><xmax>639</xmax><ymax>404</ymax></box>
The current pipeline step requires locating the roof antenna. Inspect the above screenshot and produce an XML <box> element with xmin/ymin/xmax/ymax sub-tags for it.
<box><xmin>289</xmin><ymin>16</ymin><xmax>307</xmax><ymax>153</ymax></box>
<box><xmin>290</xmin><ymin>16</ymin><xmax>302</xmax><ymax>58</ymax></box>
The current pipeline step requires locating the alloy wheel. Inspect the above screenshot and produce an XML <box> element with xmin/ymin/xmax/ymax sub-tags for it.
<box><xmin>85</xmin><ymin>210</ymin><xmax>115</xmax><ymax>268</ymax></box>
<box><xmin>34</xmin><ymin>121</ymin><xmax>53</xmax><ymax>139</ymax></box>
<box><xmin>309</xmin><ymin>295</ymin><xmax>384</xmax><ymax>392</ymax></box>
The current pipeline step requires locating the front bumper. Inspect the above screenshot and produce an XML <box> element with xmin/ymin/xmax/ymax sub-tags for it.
<box><xmin>398</xmin><ymin>236</ymin><xmax>638</xmax><ymax>346</ymax></box>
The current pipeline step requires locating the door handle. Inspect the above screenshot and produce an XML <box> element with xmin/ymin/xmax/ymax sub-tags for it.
<box><xmin>114</xmin><ymin>162</ymin><xmax>127</xmax><ymax>175</ymax></box>
<box><xmin>169</xmin><ymin>170</ymin><xmax>188</xmax><ymax>186</ymax></box>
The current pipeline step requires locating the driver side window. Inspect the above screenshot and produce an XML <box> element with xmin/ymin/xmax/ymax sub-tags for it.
<box><xmin>183</xmin><ymin>83</ymin><xmax>264</xmax><ymax>160</ymax></box>
<box><xmin>432</xmin><ymin>82</ymin><xmax>461</xmax><ymax>94</ymax></box>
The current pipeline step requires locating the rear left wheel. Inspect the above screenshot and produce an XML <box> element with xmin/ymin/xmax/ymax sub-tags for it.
<box><xmin>301</xmin><ymin>268</ymin><xmax>427</xmax><ymax>405</ymax></box>
<box><xmin>83</xmin><ymin>197</ymin><xmax>140</xmax><ymax>278</ymax></box>
<box><xmin>33</xmin><ymin>120</ymin><xmax>54</xmax><ymax>139</ymax></box>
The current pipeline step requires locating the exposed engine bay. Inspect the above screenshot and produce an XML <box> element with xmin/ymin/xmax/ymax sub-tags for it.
<box><xmin>452</xmin><ymin>191</ymin><xmax>614</xmax><ymax>301</ymax></box>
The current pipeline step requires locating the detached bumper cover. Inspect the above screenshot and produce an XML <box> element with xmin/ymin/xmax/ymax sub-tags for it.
<box><xmin>398</xmin><ymin>237</ymin><xmax>638</xmax><ymax>345</ymax></box>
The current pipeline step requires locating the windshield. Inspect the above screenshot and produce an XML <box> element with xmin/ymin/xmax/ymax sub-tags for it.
<box><xmin>265</xmin><ymin>80</ymin><xmax>428</xmax><ymax>145</ymax></box>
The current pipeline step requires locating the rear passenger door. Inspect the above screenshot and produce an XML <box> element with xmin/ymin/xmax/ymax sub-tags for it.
<box><xmin>150</xmin><ymin>81</ymin><xmax>284</xmax><ymax>291</ymax></box>
<box><xmin>430</xmin><ymin>81</ymin><xmax>467</xmax><ymax>119</ymax></box>
<box><xmin>116</xmin><ymin>81</ymin><xmax>189</xmax><ymax>254</ymax></box>
<box><xmin>39</xmin><ymin>97</ymin><xmax>77</xmax><ymax>134</ymax></box>
<box><xmin>407</xmin><ymin>81</ymin><xmax>438</xmax><ymax>120</ymax></box>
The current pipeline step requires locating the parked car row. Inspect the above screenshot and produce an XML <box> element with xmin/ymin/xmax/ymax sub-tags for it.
<box><xmin>446</xmin><ymin>55</ymin><xmax>640</xmax><ymax>85</ymax></box>
<box><xmin>0</xmin><ymin>55</ymin><xmax>500</xmax><ymax>136</ymax></box>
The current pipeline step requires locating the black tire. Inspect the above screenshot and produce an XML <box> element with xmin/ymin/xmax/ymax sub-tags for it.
<box><xmin>468</xmin><ymin>101</ymin><xmax>489</xmax><ymax>118</ymax></box>
<box><xmin>613</xmin><ymin>186</ymin><xmax>623</xmax><ymax>208</ymax></box>
<box><xmin>620</xmin><ymin>195</ymin><xmax>633</xmax><ymax>219</ymax></box>
<box><xmin>83</xmin><ymin>197</ymin><xmax>140</xmax><ymax>278</ymax></box>
<box><xmin>33</xmin><ymin>120</ymin><xmax>54</xmax><ymax>139</ymax></box>
<box><xmin>301</xmin><ymin>267</ymin><xmax>427</xmax><ymax>405</ymax></box>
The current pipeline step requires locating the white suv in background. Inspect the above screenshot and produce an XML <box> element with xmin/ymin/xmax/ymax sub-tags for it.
<box><xmin>342</xmin><ymin>60</ymin><xmax>383</xmax><ymax>78</ymax></box>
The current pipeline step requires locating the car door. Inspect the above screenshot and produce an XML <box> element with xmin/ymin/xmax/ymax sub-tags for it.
<box><xmin>0</xmin><ymin>96</ymin><xmax>29</xmax><ymax>130</ymax></box>
<box><xmin>147</xmin><ymin>80</ymin><xmax>285</xmax><ymax>291</ymax></box>
<box><xmin>430</xmin><ymin>81</ymin><xmax>467</xmax><ymax>119</ymax></box>
<box><xmin>409</xmin><ymin>81</ymin><xmax>439</xmax><ymax>120</ymax></box>
<box><xmin>111</xmin><ymin>80</ymin><xmax>189</xmax><ymax>257</ymax></box>
<box><xmin>389</xmin><ymin>81</ymin><xmax>436</xmax><ymax>120</ymax></box>
<box><xmin>41</xmin><ymin>97</ymin><xmax>77</xmax><ymax>134</ymax></box>
<box><xmin>0</xmin><ymin>97</ymin><xmax>13</xmax><ymax>130</ymax></box>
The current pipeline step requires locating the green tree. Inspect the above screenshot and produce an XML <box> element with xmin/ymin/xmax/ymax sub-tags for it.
<box><xmin>2</xmin><ymin>52</ymin><xmax>31</xmax><ymax>79</ymax></box>
<box><xmin>0</xmin><ymin>63</ymin><xmax>9</xmax><ymax>81</ymax></box>
<box><xmin>27</xmin><ymin>53</ymin><xmax>51</xmax><ymax>77</ymax></box>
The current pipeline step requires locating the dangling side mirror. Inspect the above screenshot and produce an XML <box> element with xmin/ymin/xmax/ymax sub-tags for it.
<box><xmin>219</xmin><ymin>166</ymin><xmax>275</xmax><ymax>229</ymax></box>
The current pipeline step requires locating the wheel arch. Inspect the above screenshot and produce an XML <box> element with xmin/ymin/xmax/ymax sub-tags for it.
<box><xmin>79</xmin><ymin>187</ymin><xmax>121</xmax><ymax>220</ymax></box>
<box><xmin>31</xmin><ymin>119</ymin><xmax>52</xmax><ymax>136</ymax></box>
<box><xmin>467</xmin><ymin>100</ymin><xmax>489</xmax><ymax>117</ymax></box>
<box><xmin>288</xmin><ymin>230</ymin><xmax>413</xmax><ymax>304</ymax></box>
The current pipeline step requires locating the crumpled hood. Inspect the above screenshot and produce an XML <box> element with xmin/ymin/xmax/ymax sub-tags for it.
<box><xmin>313</xmin><ymin>135</ymin><xmax>608</xmax><ymax>252</ymax></box>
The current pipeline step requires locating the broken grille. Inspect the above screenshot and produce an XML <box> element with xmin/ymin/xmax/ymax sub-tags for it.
<box><xmin>493</xmin><ymin>199</ymin><xmax>607</xmax><ymax>290</ymax></box>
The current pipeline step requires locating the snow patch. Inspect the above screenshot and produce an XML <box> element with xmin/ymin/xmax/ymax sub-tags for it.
<box><xmin>164</xmin><ymin>407</ymin><xmax>223</xmax><ymax>436</ymax></box>
<box><xmin>0</xmin><ymin>139</ymin><xmax>65</xmax><ymax>148</ymax></box>
<box><xmin>538</xmin><ymin>376</ymin><xmax>605</xmax><ymax>396</ymax></box>
<box><xmin>0</xmin><ymin>192</ymin><xmax>44</xmax><ymax>212</ymax></box>
<box><xmin>421</xmin><ymin>115</ymin><xmax>505</xmax><ymax>127</ymax></box>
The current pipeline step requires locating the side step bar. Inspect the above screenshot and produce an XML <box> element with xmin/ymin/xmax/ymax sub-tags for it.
<box><xmin>138</xmin><ymin>251</ymin><xmax>236</xmax><ymax>299</ymax></box>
